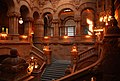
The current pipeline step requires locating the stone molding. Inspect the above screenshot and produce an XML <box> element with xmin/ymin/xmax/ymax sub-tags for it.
<box><xmin>7</xmin><ymin>12</ymin><xmax>20</xmax><ymax>18</ymax></box>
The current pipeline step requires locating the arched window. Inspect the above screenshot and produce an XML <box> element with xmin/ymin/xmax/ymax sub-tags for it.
<box><xmin>81</xmin><ymin>9</ymin><xmax>94</xmax><ymax>35</ymax></box>
<box><xmin>43</xmin><ymin>13</ymin><xmax>53</xmax><ymax>36</ymax></box>
<box><xmin>59</xmin><ymin>19</ymin><xmax>75</xmax><ymax>36</ymax></box>
<box><xmin>65</xmin><ymin>19</ymin><xmax>76</xmax><ymax>36</ymax></box>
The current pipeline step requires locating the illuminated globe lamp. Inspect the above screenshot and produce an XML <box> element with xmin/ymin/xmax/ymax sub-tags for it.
<box><xmin>19</xmin><ymin>18</ymin><xmax>23</xmax><ymax>24</ymax></box>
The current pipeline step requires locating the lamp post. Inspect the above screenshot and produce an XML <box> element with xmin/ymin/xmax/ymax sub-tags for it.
<box><xmin>71</xmin><ymin>44</ymin><xmax>78</xmax><ymax>65</ymax></box>
<box><xmin>43</xmin><ymin>44</ymin><xmax>52</xmax><ymax>65</ymax></box>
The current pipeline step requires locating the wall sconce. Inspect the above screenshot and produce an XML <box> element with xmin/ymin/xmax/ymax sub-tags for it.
<box><xmin>31</xmin><ymin>30</ymin><xmax>34</xmax><ymax>35</ymax></box>
<box><xmin>21</xmin><ymin>35</ymin><xmax>28</xmax><ymax>39</ymax></box>
<box><xmin>0</xmin><ymin>32</ymin><xmax>7</xmax><ymax>39</ymax></box>
<box><xmin>85</xmin><ymin>35</ymin><xmax>91</xmax><ymax>38</ymax></box>
<box><xmin>63</xmin><ymin>35</ymin><xmax>68</xmax><ymax>39</ymax></box>
<box><xmin>44</xmin><ymin>36</ymin><xmax>49</xmax><ymax>39</ymax></box>
<box><xmin>19</xmin><ymin>18</ymin><xmax>23</xmax><ymax>24</ymax></box>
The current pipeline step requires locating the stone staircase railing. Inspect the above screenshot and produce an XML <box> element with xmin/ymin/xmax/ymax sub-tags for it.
<box><xmin>55</xmin><ymin>46</ymin><xmax>103</xmax><ymax>81</ymax></box>
<box><xmin>27</xmin><ymin>45</ymin><xmax>46</xmax><ymax>81</ymax></box>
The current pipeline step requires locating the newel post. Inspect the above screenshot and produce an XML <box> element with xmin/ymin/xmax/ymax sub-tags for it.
<box><xmin>43</xmin><ymin>44</ymin><xmax>52</xmax><ymax>65</ymax></box>
<box><xmin>71</xmin><ymin>44</ymin><xmax>78</xmax><ymax>65</ymax></box>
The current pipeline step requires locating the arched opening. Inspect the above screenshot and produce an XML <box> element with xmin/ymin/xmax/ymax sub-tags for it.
<box><xmin>59</xmin><ymin>8</ymin><xmax>75</xmax><ymax>36</ymax></box>
<box><xmin>33</xmin><ymin>11</ymin><xmax>40</xmax><ymax>42</ymax></box>
<box><xmin>43</xmin><ymin>12</ymin><xmax>53</xmax><ymax>36</ymax></box>
<box><xmin>19</xmin><ymin>5</ymin><xmax>29</xmax><ymax>35</ymax></box>
<box><xmin>81</xmin><ymin>9</ymin><xmax>94</xmax><ymax>35</ymax></box>
<box><xmin>0</xmin><ymin>1</ymin><xmax>8</xmax><ymax>33</ymax></box>
<box><xmin>65</xmin><ymin>19</ymin><xmax>76</xmax><ymax>36</ymax></box>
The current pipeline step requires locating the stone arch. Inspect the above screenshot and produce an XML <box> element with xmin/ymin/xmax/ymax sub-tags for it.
<box><xmin>33</xmin><ymin>11</ymin><xmax>40</xmax><ymax>21</ymax></box>
<box><xmin>79</xmin><ymin>2</ymin><xmax>96</xmax><ymax>15</ymax></box>
<box><xmin>79</xmin><ymin>2</ymin><xmax>96</xmax><ymax>35</ymax></box>
<box><xmin>56</xmin><ymin>3</ymin><xmax>77</xmax><ymax>19</ymax></box>
<box><xmin>33</xmin><ymin>11</ymin><xmax>40</xmax><ymax>41</ymax></box>
<box><xmin>41</xmin><ymin>7</ymin><xmax>54</xmax><ymax>19</ymax></box>
<box><xmin>32</xmin><ymin>7</ymin><xmax>40</xmax><ymax>18</ymax></box>
<box><xmin>63</xmin><ymin>16</ymin><xmax>74</xmax><ymax>25</ymax></box>
<box><xmin>19</xmin><ymin>0</ymin><xmax>32</xmax><ymax>17</ymax></box>
<box><xmin>0</xmin><ymin>0</ymin><xmax>15</xmax><ymax>33</ymax></box>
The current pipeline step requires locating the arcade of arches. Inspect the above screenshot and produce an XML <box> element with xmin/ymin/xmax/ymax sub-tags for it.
<box><xmin>0</xmin><ymin>0</ymin><xmax>120</xmax><ymax>80</ymax></box>
<box><xmin>0</xmin><ymin>0</ymin><xmax>120</xmax><ymax>61</ymax></box>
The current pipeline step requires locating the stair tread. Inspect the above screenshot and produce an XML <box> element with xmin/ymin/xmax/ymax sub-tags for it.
<box><xmin>41</xmin><ymin>60</ymin><xmax>70</xmax><ymax>81</ymax></box>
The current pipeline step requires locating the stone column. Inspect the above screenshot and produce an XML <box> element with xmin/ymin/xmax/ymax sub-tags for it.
<box><xmin>8</xmin><ymin>12</ymin><xmax>20</xmax><ymax>41</ymax></box>
<box><xmin>24</xmin><ymin>17</ymin><xmax>33</xmax><ymax>36</ymax></box>
<box><xmin>34</xmin><ymin>18</ymin><xmax>44</xmax><ymax>42</ymax></box>
<box><xmin>24</xmin><ymin>17</ymin><xmax>33</xmax><ymax>42</ymax></box>
<box><xmin>74</xmin><ymin>17</ymin><xmax>81</xmax><ymax>36</ymax></box>
<box><xmin>52</xmin><ymin>19</ymin><xmax>59</xmax><ymax>37</ymax></box>
<box><xmin>43</xmin><ymin>45</ymin><xmax>52</xmax><ymax>65</ymax></box>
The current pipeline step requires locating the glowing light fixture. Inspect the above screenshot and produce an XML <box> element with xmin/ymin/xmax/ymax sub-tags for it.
<box><xmin>19</xmin><ymin>18</ymin><xmax>23</xmax><ymax>24</ymax></box>
<box><xmin>94</xmin><ymin>29</ymin><xmax>103</xmax><ymax>32</ymax></box>
<box><xmin>85</xmin><ymin>35</ymin><xmax>91</xmax><ymax>38</ymax></box>
<box><xmin>64</xmin><ymin>9</ymin><xmax>71</xmax><ymax>12</ymax></box>
<box><xmin>44</xmin><ymin>36</ymin><xmax>49</xmax><ymax>39</ymax></box>
<box><xmin>21</xmin><ymin>35</ymin><xmax>28</xmax><ymax>39</ymax></box>
<box><xmin>63</xmin><ymin>35</ymin><xmax>68</xmax><ymax>39</ymax></box>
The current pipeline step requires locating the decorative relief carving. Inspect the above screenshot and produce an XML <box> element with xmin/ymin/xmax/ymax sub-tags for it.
<box><xmin>7</xmin><ymin>12</ymin><xmax>20</xmax><ymax>18</ymax></box>
<box><xmin>52</xmin><ymin>19</ymin><xmax>59</xmax><ymax>24</ymax></box>
<box><xmin>24</xmin><ymin>17</ymin><xmax>34</xmax><ymax>22</ymax></box>
<box><xmin>39</xmin><ymin>0</ymin><xmax>46</xmax><ymax>7</ymax></box>
<box><xmin>70</xmin><ymin>0</ymin><xmax>81</xmax><ymax>9</ymax></box>
<box><xmin>49</xmin><ymin>0</ymin><xmax>60</xmax><ymax>7</ymax></box>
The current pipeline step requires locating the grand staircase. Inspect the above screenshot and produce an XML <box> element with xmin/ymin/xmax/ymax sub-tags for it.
<box><xmin>41</xmin><ymin>60</ymin><xmax>71</xmax><ymax>81</ymax></box>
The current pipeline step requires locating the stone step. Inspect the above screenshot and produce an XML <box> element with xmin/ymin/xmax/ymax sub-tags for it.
<box><xmin>41</xmin><ymin>60</ymin><xmax>70</xmax><ymax>81</ymax></box>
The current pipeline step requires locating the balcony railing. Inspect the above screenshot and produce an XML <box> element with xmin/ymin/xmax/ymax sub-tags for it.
<box><xmin>0</xmin><ymin>34</ymin><xmax>30</xmax><ymax>43</ymax></box>
<box><xmin>34</xmin><ymin>35</ymin><xmax>96</xmax><ymax>44</ymax></box>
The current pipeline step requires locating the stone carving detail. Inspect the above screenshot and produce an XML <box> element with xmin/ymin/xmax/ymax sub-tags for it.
<box><xmin>49</xmin><ymin>0</ymin><xmax>60</xmax><ymax>7</ymax></box>
<box><xmin>39</xmin><ymin>0</ymin><xmax>46</xmax><ymax>7</ymax></box>
<box><xmin>70</xmin><ymin>0</ymin><xmax>81</xmax><ymax>9</ymax></box>
<box><xmin>7</xmin><ymin>12</ymin><xmax>20</xmax><ymax>18</ymax></box>
<box><xmin>70</xmin><ymin>0</ymin><xmax>81</xmax><ymax>5</ymax></box>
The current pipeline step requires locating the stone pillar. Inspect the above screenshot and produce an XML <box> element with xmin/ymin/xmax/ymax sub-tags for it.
<box><xmin>71</xmin><ymin>45</ymin><xmax>78</xmax><ymax>65</ymax></box>
<box><xmin>43</xmin><ymin>45</ymin><xmax>52</xmax><ymax>65</ymax></box>
<box><xmin>24</xmin><ymin>17</ymin><xmax>33</xmax><ymax>36</ymax></box>
<box><xmin>74</xmin><ymin>17</ymin><xmax>81</xmax><ymax>36</ymax></box>
<box><xmin>52</xmin><ymin>19</ymin><xmax>59</xmax><ymax>37</ymax></box>
<box><xmin>8</xmin><ymin>12</ymin><xmax>20</xmax><ymax>41</ymax></box>
<box><xmin>34</xmin><ymin>18</ymin><xmax>44</xmax><ymax>42</ymax></box>
<box><xmin>24</xmin><ymin>17</ymin><xmax>33</xmax><ymax>42</ymax></box>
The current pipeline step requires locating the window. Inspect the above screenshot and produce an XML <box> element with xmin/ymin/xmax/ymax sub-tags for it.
<box><xmin>59</xmin><ymin>19</ymin><xmax>75</xmax><ymax>36</ymax></box>
<box><xmin>67</xmin><ymin>26</ymin><xmax>75</xmax><ymax>36</ymax></box>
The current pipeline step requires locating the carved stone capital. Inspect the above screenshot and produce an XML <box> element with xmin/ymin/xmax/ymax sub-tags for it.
<box><xmin>7</xmin><ymin>12</ymin><xmax>20</xmax><ymax>18</ymax></box>
<box><xmin>52</xmin><ymin>19</ymin><xmax>59</xmax><ymax>24</ymax></box>
<box><xmin>74</xmin><ymin>17</ymin><xmax>81</xmax><ymax>22</ymax></box>
<box><xmin>24</xmin><ymin>17</ymin><xmax>34</xmax><ymax>22</ymax></box>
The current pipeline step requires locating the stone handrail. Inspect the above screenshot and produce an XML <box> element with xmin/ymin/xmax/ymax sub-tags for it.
<box><xmin>71</xmin><ymin>46</ymin><xmax>97</xmax><ymax>73</ymax></box>
<box><xmin>55</xmin><ymin>47</ymin><xmax>103</xmax><ymax>81</ymax></box>
<box><xmin>78</xmin><ymin>47</ymin><xmax>97</xmax><ymax>61</ymax></box>
<box><xmin>0</xmin><ymin>34</ymin><xmax>30</xmax><ymax>42</ymax></box>
<box><xmin>31</xmin><ymin>45</ymin><xmax>46</xmax><ymax>59</ymax></box>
